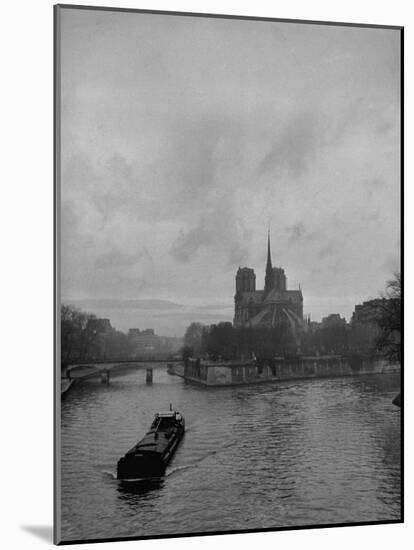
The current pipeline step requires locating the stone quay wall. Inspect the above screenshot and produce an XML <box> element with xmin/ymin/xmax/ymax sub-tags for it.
<box><xmin>183</xmin><ymin>356</ymin><xmax>400</xmax><ymax>387</ymax></box>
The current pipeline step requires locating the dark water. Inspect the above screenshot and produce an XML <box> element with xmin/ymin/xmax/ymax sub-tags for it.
<box><xmin>60</xmin><ymin>367</ymin><xmax>401</xmax><ymax>542</ymax></box>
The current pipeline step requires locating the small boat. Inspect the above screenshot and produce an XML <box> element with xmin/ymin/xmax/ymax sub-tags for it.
<box><xmin>117</xmin><ymin>407</ymin><xmax>185</xmax><ymax>480</ymax></box>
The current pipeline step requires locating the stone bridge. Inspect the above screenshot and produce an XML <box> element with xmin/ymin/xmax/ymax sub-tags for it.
<box><xmin>63</xmin><ymin>359</ymin><xmax>176</xmax><ymax>389</ymax></box>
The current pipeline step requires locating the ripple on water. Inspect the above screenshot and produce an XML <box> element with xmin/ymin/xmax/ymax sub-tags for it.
<box><xmin>59</xmin><ymin>368</ymin><xmax>401</xmax><ymax>541</ymax></box>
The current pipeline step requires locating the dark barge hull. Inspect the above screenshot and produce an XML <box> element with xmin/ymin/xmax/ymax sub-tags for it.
<box><xmin>117</xmin><ymin>411</ymin><xmax>185</xmax><ymax>479</ymax></box>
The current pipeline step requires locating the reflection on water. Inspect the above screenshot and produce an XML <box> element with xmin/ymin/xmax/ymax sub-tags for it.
<box><xmin>60</xmin><ymin>367</ymin><xmax>401</xmax><ymax>541</ymax></box>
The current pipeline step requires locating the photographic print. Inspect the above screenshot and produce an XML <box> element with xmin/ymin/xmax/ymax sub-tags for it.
<box><xmin>54</xmin><ymin>5</ymin><xmax>403</xmax><ymax>544</ymax></box>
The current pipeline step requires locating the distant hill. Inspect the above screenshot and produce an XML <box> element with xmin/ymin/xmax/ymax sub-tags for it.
<box><xmin>64</xmin><ymin>298</ymin><xmax>185</xmax><ymax>310</ymax></box>
<box><xmin>60</xmin><ymin>298</ymin><xmax>233</xmax><ymax>337</ymax></box>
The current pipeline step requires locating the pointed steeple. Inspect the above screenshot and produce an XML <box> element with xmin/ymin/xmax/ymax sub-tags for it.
<box><xmin>266</xmin><ymin>228</ymin><xmax>272</xmax><ymax>273</ymax></box>
<box><xmin>265</xmin><ymin>228</ymin><xmax>273</xmax><ymax>294</ymax></box>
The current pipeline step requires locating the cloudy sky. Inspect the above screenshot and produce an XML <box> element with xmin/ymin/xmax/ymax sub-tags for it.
<box><xmin>59</xmin><ymin>8</ymin><xmax>401</xmax><ymax>336</ymax></box>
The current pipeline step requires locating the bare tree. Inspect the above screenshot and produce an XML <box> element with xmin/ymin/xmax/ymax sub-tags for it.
<box><xmin>376</xmin><ymin>273</ymin><xmax>401</xmax><ymax>363</ymax></box>
<box><xmin>182</xmin><ymin>322</ymin><xmax>205</xmax><ymax>357</ymax></box>
<box><xmin>61</xmin><ymin>304</ymin><xmax>96</xmax><ymax>365</ymax></box>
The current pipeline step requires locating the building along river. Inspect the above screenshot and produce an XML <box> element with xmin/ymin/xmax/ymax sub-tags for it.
<box><xmin>60</xmin><ymin>365</ymin><xmax>401</xmax><ymax>542</ymax></box>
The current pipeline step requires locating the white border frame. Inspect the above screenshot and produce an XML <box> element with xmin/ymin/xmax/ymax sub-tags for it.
<box><xmin>1</xmin><ymin>1</ymin><xmax>410</xmax><ymax>550</ymax></box>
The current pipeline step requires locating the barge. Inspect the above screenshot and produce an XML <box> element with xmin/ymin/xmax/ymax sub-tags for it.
<box><xmin>117</xmin><ymin>407</ymin><xmax>185</xmax><ymax>479</ymax></box>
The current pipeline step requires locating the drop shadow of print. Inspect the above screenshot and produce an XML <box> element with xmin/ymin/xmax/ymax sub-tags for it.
<box><xmin>21</xmin><ymin>525</ymin><xmax>54</xmax><ymax>543</ymax></box>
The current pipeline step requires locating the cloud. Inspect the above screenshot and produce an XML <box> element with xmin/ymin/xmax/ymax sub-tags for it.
<box><xmin>259</xmin><ymin>111</ymin><xmax>320</xmax><ymax>177</ymax></box>
<box><xmin>366</xmin><ymin>212</ymin><xmax>380</xmax><ymax>222</ymax></box>
<box><xmin>375</xmin><ymin>119</ymin><xmax>393</xmax><ymax>135</ymax></box>
<box><xmin>95</xmin><ymin>247</ymin><xmax>138</xmax><ymax>269</ymax></box>
<box><xmin>366</xmin><ymin>177</ymin><xmax>386</xmax><ymax>187</ymax></box>
<box><xmin>318</xmin><ymin>243</ymin><xmax>335</xmax><ymax>260</ymax></box>
<box><xmin>171</xmin><ymin>222</ymin><xmax>213</xmax><ymax>263</ymax></box>
<box><xmin>170</xmin><ymin>199</ymin><xmax>251</xmax><ymax>267</ymax></box>
<box><xmin>228</xmin><ymin>241</ymin><xmax>249</xmax><ymax>266</ymax></box>
<box><xmin>59</xmin><ymin>11</ymin><xmax>400</xmax><ymax>332</ymax></box>
<box><xmin>285</xmin><ymin>222</ymin><xmax>316</xmax><ymax>244</ymax></box>
<box><xmin>383</xmin><ymin>253</ymin><xmax>400</xmax><ymax>275</ymax></box>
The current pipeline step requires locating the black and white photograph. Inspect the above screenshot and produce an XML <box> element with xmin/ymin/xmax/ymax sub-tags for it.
<box><xmin>55</xmin><ymin>5</ymin><xmax>402</xmax><ymax>544</ymax></box>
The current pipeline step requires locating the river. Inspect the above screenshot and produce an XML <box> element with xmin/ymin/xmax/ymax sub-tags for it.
<box><xmin>59</xmin><ymin>367</ymin><xmax>401</xmax><ymax>542</ymax></box>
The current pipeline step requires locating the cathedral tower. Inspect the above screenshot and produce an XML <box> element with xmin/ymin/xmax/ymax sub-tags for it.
<box><xmin>233</xmin><ymin>230</ymin><xmax>303</xmax><ymax>328</ymax></box>
<box><xmin>236</xmin><ymin>267</ymin><xmax>256</xmax><ymax>293</ymax></box>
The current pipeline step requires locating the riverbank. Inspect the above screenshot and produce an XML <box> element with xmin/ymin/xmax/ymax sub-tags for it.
<box><xmin>180</xmin><ymin>356</ymin><xmax>400</xmax><ymax>386</ymax></box>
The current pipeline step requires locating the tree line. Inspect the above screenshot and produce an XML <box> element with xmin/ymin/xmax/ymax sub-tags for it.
<box><xmin>61</xmin><ymin>305</ymin><xmax>130</xmax><ymax>366</ymax></box>
<box><xmin>182</xmin><ymin>273</ymin><xmax>401</xmax><ymax>362</ymax></box>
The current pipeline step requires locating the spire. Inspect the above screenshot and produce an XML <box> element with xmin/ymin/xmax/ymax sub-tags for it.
<box><xmin>266</xmin><ymin>227</ymin><xmax>272</xmax><ymax>273</ymax></box>
<box><xmin>264</xmin><ymin>228</ymin><xmax>273</xmax><ymax>294</ymax></box>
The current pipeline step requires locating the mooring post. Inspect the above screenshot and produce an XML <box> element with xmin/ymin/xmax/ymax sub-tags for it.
<box><xmin>101</xmin><ymin>369</ymin><xmax>110</xmax><ymax>384</ymax></box>
<box><xmin>146</xmin><ymin>367</ymin><xmax>153</xmax><ymax>384</ymax></box>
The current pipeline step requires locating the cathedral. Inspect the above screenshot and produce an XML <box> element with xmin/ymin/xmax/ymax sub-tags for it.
<box><xmin>233</xmin><ymin>232</ymin><xmax>304</xmax><ymax>329</ymax></box>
